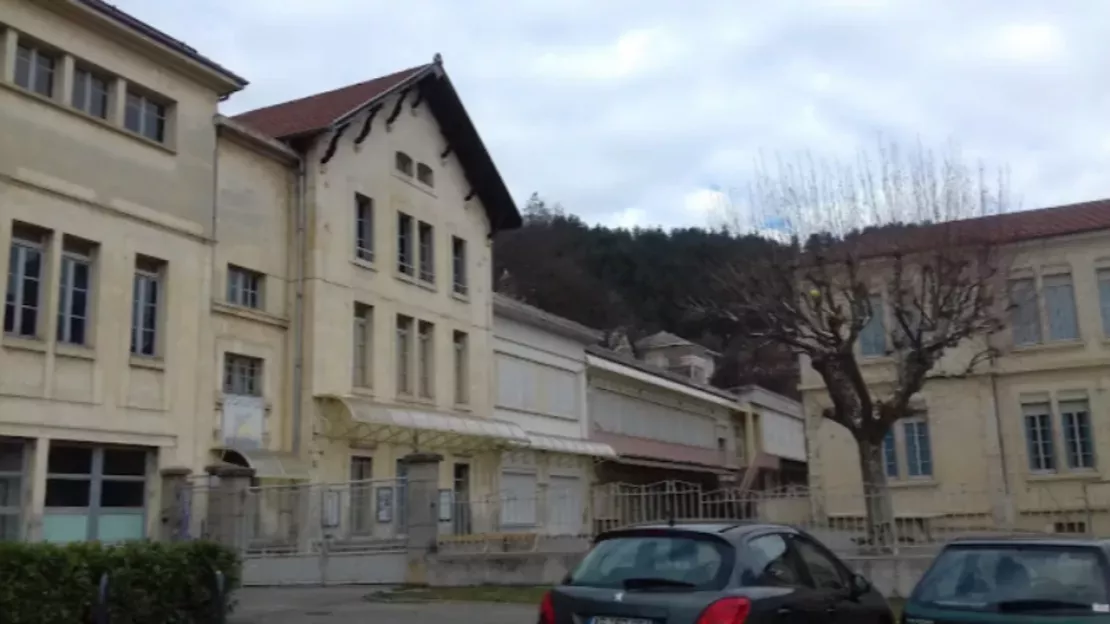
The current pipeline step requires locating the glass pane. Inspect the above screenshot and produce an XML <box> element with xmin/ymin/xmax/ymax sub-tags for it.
<box><xmin>100</xmin><ymin>480</ymin><xmax>145</xmax><ymax>507</ymax></box>
<box><xmin>103</xmin><ymin>449</ymin><xmax>147</xmax><ymax>476</ymax></box>
<box><xmin>14</xmin><ymin>46</ymin><xmax>31</xmax><ymax>89</ymax></box>
<box><xmin>34</xmin><ymin>57</ymin><xmax>53</xmax><ymax>97</ymax></box>
<box><xmin>72</xmin><ymin>71</ymin><xmax>87</xmax><ymax>109</ymax></box>
<box><xmin>42</xmin><ymin>514</ymin><xmax>89</xmax><ymax>543</ymax></box>
<box><xmin>96</xmin><ymin>513</ymin><xmax>145</xmax><ymax>542</ymax></box>
<box><xmin>568</xmin><ymin>535</ymin><xmax>734</xmax><ymax>590</ymax></box>
<box><xmin>0</xmin><ymin>442</ymin><xmax>24</xmax><ymax>472</ymax></box>
<box><xmin>0</xmin><ymin>476</ymin><xmax>21</xmax><ymax>507</ymax></box>
<box><xmin>125</xmin><ymin>94</ymin><xmax>142</xmax><ymax>132</ymax></box>
<box><xmin>0</xmin><ymin>513</ymin><xmax>19</xmax><ymax>541</ymax></box>
<box><xmin>47</xmin><ymin>445</ymin><xmax>93</xmax><ymax>475</ymax></box>
<box><xmin>45</xmin><ymin>479</ymin><xmax>91</xmax><ymax>507</ymax></box>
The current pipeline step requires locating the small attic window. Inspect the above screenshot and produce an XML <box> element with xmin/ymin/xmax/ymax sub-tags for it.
<box><xmin>416</xmin><ymin>163</ymin><xmax>434</xmax><ymax>187</ymax></box>
<box><xmin>395</xmin><ymin>151</ymin><xmax>414</xmax><ymax>176</ymax></box>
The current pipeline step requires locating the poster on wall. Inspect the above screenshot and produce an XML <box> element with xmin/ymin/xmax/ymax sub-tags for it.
<box><xmin>375</xmin><ymin>486</ymin><xmax>393</xmax><ymax>523</ymax></box>
<box><xmin>221</xmin><ymin>395</ymin><xmax>265</xmax><ymax>449</ymax></box>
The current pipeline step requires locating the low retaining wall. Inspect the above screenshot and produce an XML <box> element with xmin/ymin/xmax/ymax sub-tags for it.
<box><xmin>427</xmin><ymin>551</ymin><xmax>587</xmax><ymax>587</ymax></box>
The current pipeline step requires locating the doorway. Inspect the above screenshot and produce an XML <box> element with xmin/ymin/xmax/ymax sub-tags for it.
<box><xmin>452</xmin><ymin>463</ymin><xmax>471</xmax><ymax>535</ymax></box>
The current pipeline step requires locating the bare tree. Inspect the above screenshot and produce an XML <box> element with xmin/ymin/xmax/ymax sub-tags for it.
<box><xmin>703</xmin><ymin>141</ymin><xmax>1014</xmax><ymax>547</ymax></box>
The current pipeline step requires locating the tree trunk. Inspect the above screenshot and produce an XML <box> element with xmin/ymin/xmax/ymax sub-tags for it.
<box><xmin>857</xmin><ymin>437</ymin><xmax>896</xmax><ymax>553</ymax></box>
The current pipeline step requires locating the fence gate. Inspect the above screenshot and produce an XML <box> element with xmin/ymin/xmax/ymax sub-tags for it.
<box><xmin>189</xmin><ymin>479</ymin><xmax>409</xmax><ymax>586</ymax></box>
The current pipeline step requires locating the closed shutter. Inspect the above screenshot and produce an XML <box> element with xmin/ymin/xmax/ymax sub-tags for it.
<box><xmin>499</xmin><ymin>471</ymin><xmax>537</xmax><ymax>527</ymax></box>
<box><xmin>547</xmin><ymin>475</ymin><xmax>584</xmax><ymax>535</ymax></box>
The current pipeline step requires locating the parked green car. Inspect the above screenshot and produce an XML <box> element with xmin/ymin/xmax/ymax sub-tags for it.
<box><xmin>902</xmin><ymin>537</ymin><xmax>1110</xmax><ymax>623</ymax></box>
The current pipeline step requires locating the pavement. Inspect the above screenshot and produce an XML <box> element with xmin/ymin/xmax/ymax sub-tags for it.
<box><xmin>229</xmin><ymin>586</ymin><xmax>537</xmax><ymax>624</ymax></box>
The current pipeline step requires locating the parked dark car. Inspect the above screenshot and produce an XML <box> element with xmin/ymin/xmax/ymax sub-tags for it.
<box><xmin>537</xmin><ymin>521</ymin><xmax>893</xmax><ymax>623</ymax></box>
<box><xmin>902</xmin><ymin>536</ymin><xmax>1110</xmax><ymax>623</ymax></box>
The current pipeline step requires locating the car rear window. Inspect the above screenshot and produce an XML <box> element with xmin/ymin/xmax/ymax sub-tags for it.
<box><xmin>912</xmin><ymin>544</ymin><xmax>1109</xmax><ymax>611</ymax></box>
<box><xmin>567</xmin><ymin>533</ymin><xmax>734</xmax><ymax>590</ymax></box>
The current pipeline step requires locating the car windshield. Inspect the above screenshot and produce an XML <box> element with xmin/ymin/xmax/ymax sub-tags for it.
<box><xmin>913</xmin><ymin>545</ymin><xmax>1109</xmax><ymax>611</ymax></box>
<box><xmin>567</xmin><ymin>533</ymin><xmax>733</xmax><ymax>591</ymax></box>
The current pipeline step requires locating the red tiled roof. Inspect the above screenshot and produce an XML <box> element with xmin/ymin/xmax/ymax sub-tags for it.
<box><xmin>831</xmin><ymin>198</ymin><xmax>1110</xmax><ymax>259</ymax></box>
<box><xmin>232</xmin><ymin>65</ymin><xmax>430</xmax><ymax>139</ymax></box>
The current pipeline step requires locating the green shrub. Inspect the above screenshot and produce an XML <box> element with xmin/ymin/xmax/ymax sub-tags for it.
<box><xmin>0</xmin><ymin>540</ymin><xmax>241</xmax><ymax>624</ymax></box>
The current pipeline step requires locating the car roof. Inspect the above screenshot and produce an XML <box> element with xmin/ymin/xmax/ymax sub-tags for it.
<box><xmin>945</xmin><ymin>535</ymin><xmax>1110</xmax><ymax>549</ymax></box>
<box><xmin>600</xmin><ymin>521</ymin><xmax>797</xmax><ymax>539</ymax></box>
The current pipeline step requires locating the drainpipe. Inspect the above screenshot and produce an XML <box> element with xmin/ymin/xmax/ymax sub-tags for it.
<box><xmin>988</xmin><ymin>352</ymin><xmax>1012</xmax><ymax>523</ymax></box>
<box><xmin>291</xmin><ymin>157</ymin><xmax>307</xmax><ymax>455</ymax></box>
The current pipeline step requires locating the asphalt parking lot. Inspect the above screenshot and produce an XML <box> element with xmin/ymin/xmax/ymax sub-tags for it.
<box><xmin>229</xmin><ymin>586</ymin><xmax>537</xmax><ymax>624</ymax></box>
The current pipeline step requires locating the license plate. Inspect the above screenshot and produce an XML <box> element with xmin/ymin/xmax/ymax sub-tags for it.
<box><xmin>590</xmin><ymin>618</ymin><xmax>652</xmax><ymax>624</ymax></box>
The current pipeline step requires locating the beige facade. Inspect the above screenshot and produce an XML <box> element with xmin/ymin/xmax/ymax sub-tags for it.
<box><xmin>0</xmin><ymin>0</ymin><xmax>245</xmax><ymax>542</ymax></box>
<box><xmin>0</xmin><ymin>0</ymin><xmax>522</xmax><ymax>544</ymax></box>
<box><xmin>804</xmin><ymin>220</ymin><xmax>1110</xmax><ymax>534</ymax></box>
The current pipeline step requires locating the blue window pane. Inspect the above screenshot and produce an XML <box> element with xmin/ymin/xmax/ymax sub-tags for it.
<box><xmin>905</xmin><ymin>421</ymin><xmax>933</xmax><ymax>477</ymax></box>
<box><xmin>882</xmin><ymin>431</ymin><xmax>898</xmax><ymax>478</ymax></box>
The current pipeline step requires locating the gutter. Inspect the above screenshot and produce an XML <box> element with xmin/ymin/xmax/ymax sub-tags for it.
<box><xmin>291</xmin><ymin>156</ymin><xmax>307</xmax><ymax>455</ymax></box>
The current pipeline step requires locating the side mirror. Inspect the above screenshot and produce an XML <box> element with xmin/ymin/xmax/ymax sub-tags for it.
<box><xmin>850</xmin><ymin>573</ymin><xmax>872</xmax><ymax>598</ymax></box>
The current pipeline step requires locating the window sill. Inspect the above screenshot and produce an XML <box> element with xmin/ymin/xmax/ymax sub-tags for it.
<box><xmin>1026</xmin><ymin>471</ymin><xmax>1101</xmax><ymax>483</ymax></box>
<box><xmin>211</xmin><ymin>300</ymin><xmax>290</xmax><ymax>329</ymax></box>
<box><xmin>417</xmin><ymin>279</ymin><xmax>437</xmax><ymax>293</ymax></box>
<box><xmin>129</xmin><ymin>355</ymin><xmax>165</xmax><ymax>370</ymax></box>
<box><xmin>451</xmin><ymin>290</ymin><xmax>471</xmax><ymax>303</ymax></box>
<box><xmin>1012</xmin><ymin>340</ymin><xmax>1085</xmax><ymax>354</ymax></box>
<box><xmin>396</xmin><ymin>270</ymin><xmax>417</xmax><ymax>285</ymax></box>
<box><xmin>214</xmin><ymin>395</ymin><xmax>272</xmax><ymax>411</ymax></box>
<box><xmin>392</xmin><ymin>172</ymin><xmax>437</xmax><ymax>199</ymax></box>
<box><xmin>0</xmin><ymin>80</ymin><xmax>176</xmax><ymax>155</ymax></box>
<box><xmin>351</xmin><ymin>386</ymin><xmax>375</xmax><ymax>399</ymax></box>
<box><xmin>1</xmin><ymin>334</ymin><xmax>47</xmax><ymax>353</ymax></box>
<box><xmin>352</xmin><ymin>257</ymin><xmax>378</xmax><ymax>272</ymax></box>
<box><xmin>887</xmin><ymin>478</ymin><xmax>938</xmax><ymax>489</ymax></box>
<box><xmin>56</xmin><ymin>343</ymin><xmax>96</xmax><ymax>361</ymax></box>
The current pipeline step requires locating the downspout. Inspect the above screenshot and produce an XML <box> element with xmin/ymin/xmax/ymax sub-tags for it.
<box><xmin>989</xmin><ymin>353</ymin><xmax>1011</xmax><ymax>513</ymax></box>
<box><xmin>291</xmin><ymin>156</ymin><xmax>307</xmax><ymax>455</ymax></box>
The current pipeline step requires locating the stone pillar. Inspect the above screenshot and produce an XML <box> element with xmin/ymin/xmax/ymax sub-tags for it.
<box><xmin>26</xmin><ymin>437</ymin><xmax>49</xmax><ymax>542</ymax></box>
<box><xmin>204</xmin><ymin>465</ymin><xmax>256</xmax><ymax>551</ymax></box>
<box><xmin>0</xmin><ymin>27</ymin><xmax>17</xmax><ymax>84</ymax></box>
<box><xmin>158</xmin><ymin>467</ymin><xmax>192</xmax><ymax>542</ymax></box>
<box><xmin>400</xmin><ymin>452</ymin><xmax>443</xmax><ymax>585</ymax></box>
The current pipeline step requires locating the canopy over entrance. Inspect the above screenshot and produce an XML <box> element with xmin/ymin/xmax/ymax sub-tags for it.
<box><xmin>318</xmin><ymin>395</ymin><xmax>530</xmax><ymax>453</ymax></box>
<box><xmin>526</xmin><ymin>433</ymin><xmax>616</xmax><ymax>458</ymax></box>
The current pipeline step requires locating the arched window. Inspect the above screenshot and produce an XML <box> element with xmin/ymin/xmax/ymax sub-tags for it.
<box><xmin>416</xmin><ymin>162</ymin><xmax>434</xmax><ymax>187</ymax></box>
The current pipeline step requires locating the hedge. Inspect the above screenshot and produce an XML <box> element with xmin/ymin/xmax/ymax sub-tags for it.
<box><xmin>0</xmin><ymin>540</ymin><xmax>241</xmax><ymax>624</ymax></box>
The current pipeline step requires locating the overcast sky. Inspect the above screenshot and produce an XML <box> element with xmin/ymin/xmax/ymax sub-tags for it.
<box><xmin>111</xmin><ymin>0</ymin><xmax>1110</xmax><ymax>230</ymax></box>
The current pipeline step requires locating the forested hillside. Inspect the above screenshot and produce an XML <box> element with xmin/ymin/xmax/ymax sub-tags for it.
<box><xmin>492</xmin><ymin>194</ymin><xmax>799</xmax><ymax>396</ymax></box>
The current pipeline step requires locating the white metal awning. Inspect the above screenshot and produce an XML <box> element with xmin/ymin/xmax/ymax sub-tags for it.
<box><xmin>214</xmin><ymin>448</ymin><xmax>310</xmax><ymax>480</ymax></box>
<box><xmin>526</xmin><ymin>433</ymin><xmax>617</xmax><ymax>458</ymax></box>
<box><xmin>318</xmin><ymin>395</ymin><xmax>531</xmax><ymax>453</ymax></box>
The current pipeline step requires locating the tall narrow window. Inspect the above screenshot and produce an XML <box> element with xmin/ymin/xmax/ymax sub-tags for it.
<box><xmin>903</xmin><ymin>419</ymin><xmax>933</xmax><ymax>477</ymax></box>
<box><xmin>416</xmin><ymin>163</ymin><xmax>434</xmax><ymax>187</ymax></box>
<box><xmin>418</xmin><ymin>221</ymin><xmax>434</xmax><ymax>283</ymax></box>
<box><xmin>395</xmin><ymin>152</ymin><xmax>414</xmax><ymax>176</ymax></box>
<box><xmin>354</xmin><ymin>194</ymin><xmax>374</xmax><ymax>263</ymax></box>
<box><xmin>124</xmin><ymin>91</ymin><xmax>167</xmax><ymax>143</ymax></box>
<box><xmin>1009</xmin><ymin>278</ymin><xmax>1042</xmax><ymax>346</ymax></box>
<box><xmin>859</xmin><ymin>295</ymin><xmax>886</xmax><ymax>356</ymax></box>
<box><xmin>418</xmin><ymin>321</ymin><xmax>435</xmax><ymax>398</ymax></box>
<box><xmin>882</xmin><ymin>431</ymin><xmax>898</xmax><ymax>479</ymax></box>
<box><xmin>223</xmin><ymin>353</ymin><xmax>263</xmax><ymax>396</ymax></box>
<box><xmin>1098</xmin><ymin>268</ymin><xmax>1110</xmax><ymax>337</ymax></box>
<box><xmin>396</xmin><ymin>315</ymin><xmax>413</xmax><ymax>395</ymax></box>
<box><xmin>4</xmin><ymin>224</ymin><xmax>47</xmax><ymax>338</ymax></box>
<box><xmin>349</xmin><ymin>456</ymin><xmax>374</xmax><ymax>535</ymax></box>
<box><xmin>452</xmin><ymin>237</ymin><xmax>468</xmax><ymax>296</ymax></box>
<box><xmin>1043</xmin><ymin>273</ymin><xmax>1079</xmax><ymax>341</ymax></box>
<box><xmin>57</xmin><ymin>236</ymin><xmax>95</xmax><ymax>346</ymax></box>
<box><xmin>453</xmin><ymin>331</ymin><xmax>469</xmax><ymax>405</ymax></box>
<box><xmin>397</xmin><ymin>212</ymin><xmax>414</xmax><ymax>276</ymax></box>
<box><xmin>353</xmin><ymin>303</ymin><xmax>373</xmax><ymax>388</ymax></box>
<box><xmin>14</xmin><ymin>43</ymin><xmax>55</xmax><ymax>98</ymax></box>
<box><xmin>131</xmin><ymin>256</ymin><xmax>163</xmax><ymax>357</ymax></box>
<box><xmin>1061</xmin><ymin>399</ymin><xmax>1095</xmax><ymax>470</ymax></box>
<box><xmin>72</xmin><ymin>66</ymin><xmax>110</xmax><ymax>119</ymax></box>
<box><xmin>1023</xmin><ymin>402</ymin><xmax>1055</xmax><ymax>472</ymax></box>
<box><xmin>226</xmin><ymin>265</ymin><xmax>263</xmax><ymax>309</ymax></box>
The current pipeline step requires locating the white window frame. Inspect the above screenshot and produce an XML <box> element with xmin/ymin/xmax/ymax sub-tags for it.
<box><xmin>418</xmin><ymin>320</ymin><xmax>435</xmax><ymax>399</ymax></box>
<box><xmin>858</xmin><ymin>294</ymin><xmax>886</xmax><ymax>357</ymax></box>
<box><xmin>397</xmin><ymin>213</ymin><xmax>414</xmax><ymax>276</ymax></box>
<box><xmin>124</xmin><ymin>90</ymin><xmax>166</xmax><ymax>143</ymax></box>
<box><xmin>42</xmin><ymin>444</ymin><xmax>149</xmax><ymax>543</ymax></box>
<box><xmin>57</xmin><ymin>247</ymin><xmax>92</xmax><ymax>345</ymax></box>
<box><xmin>14</xmin><ymin>42</ymin><xmax>56</xmax><ymax>98</ymax></box>
<box><xmin>5</xmin><ymin>236</ymin><xmax>45</xmax><ymax>338</ymax></box>
<box><xmin>355</xmin><ymin>194</ymin><xmax>374</xmax><ymax>263</ymax></box>
<box><xmin>1097</xmin><ymin>268</ymin><xmax>1110</xmax><ymax>338</ymax></box>
<box><xmin>1023</xmin><ymin>401</ymin><xmax>1056</xmax><ymax>473</ymax></box>
<box><xmin>417</xmin><ymin>221</ymin><xmax>434</xmax><ymax>284</ymax></box>
<box><xmin>227</xmin><ymin>265</ymin><xmax>263</xmax><ymax>309</ymax></box>
<box><xmin>499</xmin><ymin>470</ymin><xmax>538</xmax><ymax>528</ymax></box>
<box><xmin>72</xmin><ymin>66</ymin><xmax>110</xmax><ymax>119</ymax></box>
<box><xmin>395</xmin><ymin>152</ymin><xmax>414</xmax><ymax>177</ymax></box>
<box><xmin>1042</xmin><ymin>272</ymin><xmax>1079</xmax><ymax>342</ymax></box>
<box><xmin>223</xmin><ymin>353</ymin><xmax>263</xmax><ymax>396</ymax></box>
<box><xmin>453</xmin><ymin>331</ymin><xmax>469</xmax><ymax>405</ymax></box>
<box><xmin>396</xmin><ymin>315</ymin><xmax>413</xmax><ymax>395</ymax></box>
<box><xmin>353</xmin><ymin>303</ymin><xmax>372</xmax><ymax>388</ymax></box>
<box><xmin>452</xmin><ymin>236</ymin><xmax>468</xmax><ymax>296</ymax></box>
<box><xmin>1059</xmin><ymin>397</ymin><xmax>1096</xmax><ymax>471</ymax></box>
<box><xmin>130</xmin><ymin>265</ymin><xmax>161</xmax><ymax>357</ymax></box>
<box><xmin>416</xmin><ymin>162</ymin><xmax>434</xmax><ymax>187</ymax></box>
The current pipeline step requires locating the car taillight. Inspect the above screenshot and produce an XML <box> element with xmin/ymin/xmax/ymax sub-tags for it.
<box><xmin>695</xmin><ymin>597</ymin><xmax>751</xmax><ymax>624</ymax></box>
<box><xmin>538</xmin><ymin>590</ymin><xmax>555</xmax><ymax>624</ymax></box>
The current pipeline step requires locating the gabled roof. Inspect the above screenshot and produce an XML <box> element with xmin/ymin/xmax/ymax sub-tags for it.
<box><xmin>232</xmin><ymin>57</ymin><xmax>522</xmax><ymax>234</ymax></box>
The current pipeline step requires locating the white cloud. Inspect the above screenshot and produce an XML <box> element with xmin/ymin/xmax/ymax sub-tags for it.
<box><xmin>107</xmin><ymin>0</ymin><xmax>1110</xmax><ymax>229</ymax></box>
